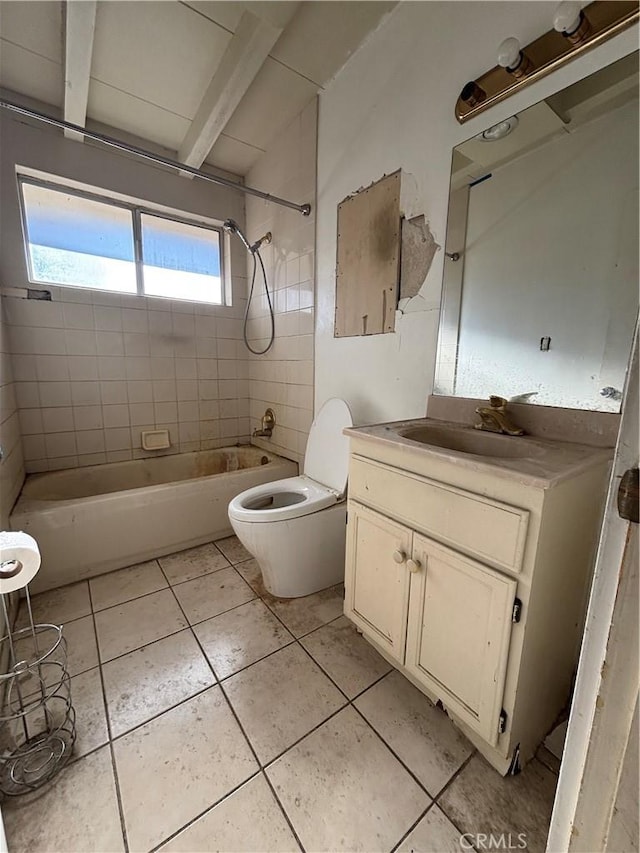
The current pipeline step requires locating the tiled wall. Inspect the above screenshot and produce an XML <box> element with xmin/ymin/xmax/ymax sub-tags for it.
<box><xmin>1</xmin><ymin>102</ymin><xmax>253</xmax><ymax>475</ymax></box>
<box><xmin>244</xmin><ymin>99</ymin><xmax>316</xmax><ymax>465</ymax></box>
<box><xmin>0</xmin><ymin>300</ymin><xmax>24</xmax><ymax>525</ymax></box>
<box><xmin>5</xmin><ymin>287</ymin><xmax>250</xmax><ymax>473</ymax></box>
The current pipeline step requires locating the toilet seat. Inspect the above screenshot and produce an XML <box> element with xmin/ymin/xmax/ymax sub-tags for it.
<box><xmin>228</xmin><ymin>475</ymin><xmax>339</xmax><ymax>523</ymax></box>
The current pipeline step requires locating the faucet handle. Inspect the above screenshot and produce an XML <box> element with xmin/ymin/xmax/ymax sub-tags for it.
<box><xmin>488</xmin><ymin>395</ymin><xmax>508</xmax><ymax>409</ymax></box>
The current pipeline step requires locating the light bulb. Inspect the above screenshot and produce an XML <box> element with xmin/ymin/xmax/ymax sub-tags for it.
<box><xmin>497</xmin><ymin>37</ymin><xmax>522</xmax><ymax>71</ymax></box>
<box><xmin>553</xmin><ymin>1</ymin><xmax>582</xmax><ymax>34</ymax></box>
<box><xmin>481</xmin><ymin>116</ymin><xmax>519</xmax><ymax>141</ymax></box>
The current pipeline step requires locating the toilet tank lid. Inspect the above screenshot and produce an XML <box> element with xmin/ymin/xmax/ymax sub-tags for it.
<box><xmin>303</xmin><ymin>398</ymin><xmax>353</xmax><ymax>495</ymax></box>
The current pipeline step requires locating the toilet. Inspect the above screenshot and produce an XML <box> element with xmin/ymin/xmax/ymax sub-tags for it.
<box><xmin>228</xmin><ymin>398</ymin><xmax>353</xmax><ymax>598</ymax></box>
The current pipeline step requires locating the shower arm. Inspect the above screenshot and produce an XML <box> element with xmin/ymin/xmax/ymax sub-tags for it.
<box><xmin>0</xmin><ymin>99</ymin><xmax>312</xmax><ymax>217</ymax></box>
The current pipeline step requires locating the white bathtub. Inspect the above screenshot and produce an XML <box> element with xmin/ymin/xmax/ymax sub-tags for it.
<box><xmin>10</xmin><ymin>446</ymin><xmax>297</xmax><ymax>593</ymax></box>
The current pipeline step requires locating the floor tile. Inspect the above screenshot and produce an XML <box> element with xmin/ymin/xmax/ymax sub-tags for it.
<box><xmin>438</xmin><ymin>755</ymin><xmax>557</xmax><ymax>853</ymax></box>
<box><xmin>301</xmin><ymin>616</ymin><xmax>392</xmax><ymax>698</ymax></box>
<box><xmin>5</xmin><ymin>615</ymin><xmax>98</xmax><ymax>700</ymax></box>
<box><xmin>3</xmin><ymin>746</ymin><xmax>124</xmax><ymax>853</ymax></box>
<box><xmin>194</xmin><ymin>598</ymin><xmax>294</xmax><ymax>680</ymax></box>
<box><xmin>267</xmin><ymin>706</ymin><xmax>430</xmax><ymax>853</ymax></box>
<box><xmin>71</xmin><ymin>667</ymin><xmax>109</xmax><ymax>758</ymax></box>
<box><xmin>89</xmin><ymin>559</ymin><xmax>167</xmax><ymax>611</ymax></box>
<box><xmin>396</xmin><ymin>805</ymin><xmax>463</xmax><ymax>853</ymax></box>
<box><xmin>234</xmin><ymin>557</ymin><xmax>264</xmax><ymax>594</ymax></box>
<box><xmin>224</xmin><ymin>643</ymin><xmax>345</xmax><ymax>765</ymax></box>
<box><xmin>236</xmin><ymin>560</ymin><xmax>345</xmax><ymax>638</ymax></box>
<box><xmin>159</xmin><ymin>543</ymin><xmax>232</xmax><ymax>584</ymax></box>
<box><xmin>228</xmin><ymin>560</ymin><xmax>344</xmax><ymax>637</ymax></box>
<box><xmin>354</xmin><ymin>670</ymin><xmax>474</xmax><ymax>795</ymax></box>
<box><xmin>172</xmin><ymin>566</ymin><xmax>256</xmax><ymax>625</ymax></box>
<box><xmin>215</xmin><ymin>535</ymin><xmax>252</xmax><ymax>564</ymax></box>
<box><xmin>267</xmin><ymin>585</ymin><xmax>345</xmax><ymax>638</ymax></box>
<box><xmin>160</xmin><ymin>774</ymin><xmax>299</xmax><ymax>853</ymax></box>
<box><xmin>64</xmin><ymin>615</ymin><xmax>99</xmax><ymax>676</ymax></box>
<box><xmin>102</xmin><ymin>629</ymin><xmax>215</xmax><ymax>737</ymax></box>
<box><xmin>94</xmin><ymin>588</ymin><xmax>187</xmax><ymax>662</ymax></box>
<box><xmin>114</xmin><ymin>686</ymin><xmax>258</xmax><ymax>852</ymax></box>
<box><xmin>17</xmin><ymin>581</ymin><xmax>91</xmax><ymax>628</ymax></box>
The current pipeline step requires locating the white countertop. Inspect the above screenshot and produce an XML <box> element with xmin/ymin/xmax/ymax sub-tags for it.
<box><xmin>344</xmin><ymin>418</ymin><xmax>614</xmax><ymax>489</ymax></box>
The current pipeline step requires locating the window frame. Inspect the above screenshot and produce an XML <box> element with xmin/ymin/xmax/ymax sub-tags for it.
<box><xmin>17</xmin><ymin>175</ymin><xmax>227</xmax><ymax>306</ymax></box>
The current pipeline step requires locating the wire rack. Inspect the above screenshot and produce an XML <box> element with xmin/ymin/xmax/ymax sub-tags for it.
<box><xmin>0</xmin><ymin>591</ymin><xmax>76</xmax><ymax>796</ymax></box>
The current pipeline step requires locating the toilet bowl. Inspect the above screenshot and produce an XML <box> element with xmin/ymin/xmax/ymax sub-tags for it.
<box><xmin>228</xmin><ymin>398</ymin><xmax>353</xmax><ymax>598</ymax></box>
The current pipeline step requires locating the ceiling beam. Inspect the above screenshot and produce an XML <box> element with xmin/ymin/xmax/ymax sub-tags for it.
<box><xmin>63</xmin><ymin>0</ymin><xmax>97</xmax><ymax>142</ymax></box>
<box><xmin>178</xmin><ymin>11</ymin><xmax>283</xmax><ymax>172</ymax></box>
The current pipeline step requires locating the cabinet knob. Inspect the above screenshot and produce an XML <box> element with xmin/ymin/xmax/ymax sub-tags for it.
<box><xmin>392</xmin><ymin>550</ymin><xmax>407</xmax><ymax>564</ymax></box>
<box><xmin>407</xmin><ymin>558</ymin><xmax>422</xmax><ymax>573</ymax></box>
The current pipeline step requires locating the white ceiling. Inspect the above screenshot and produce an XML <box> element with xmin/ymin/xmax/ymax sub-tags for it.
<box><xmin>0</xmin><ymin>0</ymin><xmax>396</xmax><ymax>176</ymax></box>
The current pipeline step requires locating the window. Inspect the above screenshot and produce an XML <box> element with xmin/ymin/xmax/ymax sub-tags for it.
<box><xmin>19</xmin><ymin>178</ymin><xmax>224</xmax><ymax>304</ymax></box>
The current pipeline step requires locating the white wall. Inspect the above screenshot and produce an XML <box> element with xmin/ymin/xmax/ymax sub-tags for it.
<box><xmin>315</xmin><ymin>1</ymin><xmax>638</xmax><ymax>425</ymax></box>
<box><xmin>244</xmin><ymin>100</ymin><xmax>316</xmax><ymax>465</ymax></box>
<box><xmin>0</xmin><ymin>107</ymin><xmax>251</xmax><ymax>472</ymax></box>
<box><xmin>455</xmin><ymin>101</ymin><xmax>639</xmax><ymax>411</ymax></box>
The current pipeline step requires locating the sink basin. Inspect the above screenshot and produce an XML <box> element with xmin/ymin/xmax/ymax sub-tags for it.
<box><xmin>398</xmin><ymin>425</ymin><xmax>542</xmax><ymax>459</ymax></box>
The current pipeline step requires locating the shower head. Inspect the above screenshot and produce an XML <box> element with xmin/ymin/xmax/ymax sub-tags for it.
<box><xmin>223</xmin><ymin>218</ymin><xmax>272</xmax><ymax>254</ymax></box>
<box><xmin>223</xmin><ymin>218</ymin><xmax>253</xmax><ymax>253</ymax></box>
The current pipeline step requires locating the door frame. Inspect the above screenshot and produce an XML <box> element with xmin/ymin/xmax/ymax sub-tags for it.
<box><xmin>547</xmin><ymin>322</ymin><xmax>639</xmax><ymax>852</ymax></box>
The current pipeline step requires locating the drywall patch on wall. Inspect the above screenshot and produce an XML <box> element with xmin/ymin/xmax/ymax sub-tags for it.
<box><xmin>335</xmin><ymin>171</ymin><xmax>401</xmax><ymax>337</ymax></box>
<box><xmin>400</xmin><ymin>214</ymin><xmax>439</xmax><ymax>300</ymax></box>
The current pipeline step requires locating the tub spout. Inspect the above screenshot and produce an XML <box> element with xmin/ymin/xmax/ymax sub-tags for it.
<box><xmin>253</xmin><ymin>408</ymin><xmax>275</xmax><ymax>439</ymax></box>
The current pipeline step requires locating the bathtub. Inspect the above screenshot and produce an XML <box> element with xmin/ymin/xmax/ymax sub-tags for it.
<box><xmin>10</xmin><ymin>446</ymin><xmax>297</xmax><ymax>594</ymax></box>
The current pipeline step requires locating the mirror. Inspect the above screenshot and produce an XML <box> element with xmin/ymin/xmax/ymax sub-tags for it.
<box><xmin>434</xmin><ymin>53</ymin><xmax>639</xmax><ymax>413</ymax></box>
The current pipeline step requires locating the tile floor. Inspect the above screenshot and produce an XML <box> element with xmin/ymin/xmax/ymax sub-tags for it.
<box><xmin>4</xmin><ymin>536</ymin><xmax>558</xmax><ymax>853</ymax></box>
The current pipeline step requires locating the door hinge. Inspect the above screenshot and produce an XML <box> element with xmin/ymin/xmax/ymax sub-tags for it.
<box><xmin>498</xmin><ymin>709</ymin><xmax>508</xmax><ymax>734</ymax></box>
<box><xmin>512</xmin><ymin>597</ymin><xmax>523</xmax><ymax>623</ymax></box>
<box><xmin>618</xmin><ymin>468</ymin><xmax>639</xmax><ymax>523</ymax></box>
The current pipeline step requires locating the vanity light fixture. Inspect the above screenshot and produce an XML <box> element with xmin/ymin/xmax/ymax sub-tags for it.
<box><xmin>455</xmin><ymin>0</ymin><xmax>639</xmax><ymax>123</ymax></box>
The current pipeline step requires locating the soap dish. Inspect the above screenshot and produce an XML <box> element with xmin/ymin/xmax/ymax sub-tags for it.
<box><xmin>141</xmin><ymin>429</ymin><xmax>170</xmax><ymax>451</ymax></box>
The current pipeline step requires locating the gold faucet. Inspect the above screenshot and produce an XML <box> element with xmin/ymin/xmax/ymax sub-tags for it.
<box><xmin>474</xmin><ymin>396</ymin><xmax>525</xmax><ymax>436</ymax></box>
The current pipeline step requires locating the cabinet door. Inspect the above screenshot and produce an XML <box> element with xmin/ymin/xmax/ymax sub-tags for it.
<box><xmin>344</xmin><ymin>502</ymin><xmax>412</xmax><ymax>663</ymax></box>
<box><xmin>406</xmin><ymin>533</ymin><xmax>517</xmax><ymax>745</ymax></box>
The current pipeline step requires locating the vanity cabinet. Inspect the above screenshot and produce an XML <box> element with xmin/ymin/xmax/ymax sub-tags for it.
<box><xmin>348</xmin><ymin>502</ymin><xmax>516</xmax><ymax>745</ymax></box>
<box><xmin>343</xmin><ymin>430</ymin><xmax>611</xmax><ymax>774</ymax></box>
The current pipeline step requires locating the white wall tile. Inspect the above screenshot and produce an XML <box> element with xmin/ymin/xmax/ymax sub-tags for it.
<box><xmin>63</xmin><ymin>303</ymin><xmax>95</xmax><ymax>330</ymax></box>
<box><xmin>73</xmin><ymin>406</ymin><xmax>104</xmax><ymax>431</ymax></box>
<box><xmin>45</xmin><ymin>432</ymin><xmax>76</xmax><ymax>457</ymax></box>
<box><xmin>96</xmin><ymin>331</ymin><xmax>125</xmax><ymax>356</ymax></box>
<box><xmin>68</xmin><ymin>356</ymin><xmax>98</xmax><ymax>381</ymax></box>
<box><xmin>100</xmin><ymin>381</ymin><xmax>128</xmax><ymax>405</ymax></box>
<box><xmin>76</xmin><ymin>430</ymin><xmax>106</xmax><ymax>454</ymax></box>
<box><xmin>94</xmin><ymin>306</ymin><xmax>123</xmax><ymax>331</ymax></box>
<box><xmin>39</xmin><ymin>382</ymin><xmax>72</xmax><ymax>407</ymax></box>
<box><xmin>65</xmin><ymin>329</ymin><xmax>97</xmax><ymax>356</ymax></box>
<box><xmin>42</xmin><ymin>407</ymin><xmax>74</xmax><ymax>433</ymax></box>
<box><xmin>36</xmin><ymin>355</ymin><xmax>70</xmax><ymax>382</ymax></box>
<box><xmin>103</xmin><ymin>404</ymin><xmax>130</xmax><ymax>428</ymax></box>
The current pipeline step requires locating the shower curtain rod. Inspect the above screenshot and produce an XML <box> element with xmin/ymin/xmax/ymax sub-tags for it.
<box><xmin>0</xmin><ymin>99</ymin><xmax>312</xmax><ymax>216</ymax></box>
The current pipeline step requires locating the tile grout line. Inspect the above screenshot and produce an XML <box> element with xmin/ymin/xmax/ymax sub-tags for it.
<box><xmin>155</xmin><ymin>557</ymin><xmax>309</xmax><ymax>853</ymax></box>
<box><xmin>30</xmin><ymin>541</ymin><xmax>480</xmax><ymax>853</ymax></box>
<box><xmin>96</xmin><ymin>585</ymin><xmax>263</xmax><ymax>667</ymax></box>
<box><xmin>107</xmin><ymin>546</ymin><xmax>449</xmax><ymax>822</ymax></box>
<box><xmin>178</xmin><ymin>556</ymin><xmax>477</xmax><ymax>834</ymax></box>
<box><xmin>86</xmin><ymin>582</ymin><xmax>130</xmax><ymax>853</ymax></box>
<box><xmin>388</xmin><ymin>801</ymin><xmax>436</xmax><ymax>853</ymax></box>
